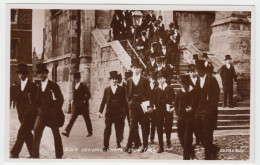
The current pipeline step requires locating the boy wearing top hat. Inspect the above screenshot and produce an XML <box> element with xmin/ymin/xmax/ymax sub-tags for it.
<box><xmin>124</xmin><ymin>59</ymin><xmax>151</xmax><ymax>153</ymax></box>
<box><xmin>33</xmin><ymin>63</ymin><xmax>64</xmax><ymax>159</ymax></box>
<box><xmin>220</xmin><ymin>55</ymin><xmax>237</xmax><ymax>108</ymax></box>
<box><xmin>194</xmin><ymin>60</ymin><xmax>220</xmax><ymax>160</ymax></box>
<box><xmin>187</xmin><ymin>64</ymin><xmax>200</xmax><ymax>145</ymax></box>
<box><xmin>10</xmin><ymin>64</ymin><xmax>37</xmax><ymax>158</ymax></box>
<box><xmin>202</xmin><ymin>53</ymin><xmax>214</xmax><ymax>75</ymax></box>
<box><xmin>175</xmin><ymin>74</ymin><xmax>196</xmax><ymax>160</ymax></box>
<box><xmin>147</xmin><ymin>72</ymin><xmax>157</xmax><ymax>144</ymax></box>
<box><xmin>97</xmin><ymin>71</ymin><xmax>126</xmax><ymax>151</ymax></box>
<box><xmin>151</xmin><ymin>69</ymin><xmax>175</xmax><ymax>153</ymax></box>
<box><xmin>146</xmin><ymin>53</ymin><xmax>157</xmax><ymax>76</ymax></box>
<box><xmin>62</xmin><ymin>72</ymin><xmax>92</xmax><ymax>138</ymax></box>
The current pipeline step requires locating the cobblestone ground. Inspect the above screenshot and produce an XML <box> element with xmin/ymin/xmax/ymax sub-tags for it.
<box><xmin>9</xmin><ymin>109</ymin><xmax>250</xmax><ymax>161</ymax></box>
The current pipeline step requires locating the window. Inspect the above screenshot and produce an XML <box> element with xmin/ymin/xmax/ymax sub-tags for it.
<box><xmin>10</xmin><ymin>38</ymin><xmax>19</xmax><ymax>60</ymax></box>
<box><xmin>11</xmin><ymin>9</ymin><xmax>18</xmax><ymax>24</ymax></box>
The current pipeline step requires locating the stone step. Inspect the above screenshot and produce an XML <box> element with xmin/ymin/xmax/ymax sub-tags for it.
<box><xmin>172</xmin><ymin>125</ymin><xmax>250</xmax><ymax>132</ymax></box>
<box><xmin>218</xmin><ymin>101</ymin><xmax>250</xmax><ymax>107</ymax></box>
<box><xmin>173</xmin><ymin>114</ymin><xmax>250</xmax><ymax>121</ymax></box>
<box><xmin>172</xmin><ymin>120</ymin><xmax>250</xmax><ymax>127</ymax></box>
<box><xmin>218</xmin><ymin>107</ymin><xmax>250</xmax><ymax>114</ymax></box>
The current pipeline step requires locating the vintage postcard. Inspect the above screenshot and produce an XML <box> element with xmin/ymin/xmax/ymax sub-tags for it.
<box><xmin>4</xmin><ymin>3</ymin><xmax>255</xmax><ymax>163</ymax></box>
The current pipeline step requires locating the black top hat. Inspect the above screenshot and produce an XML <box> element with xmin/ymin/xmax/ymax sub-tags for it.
<box><xmin>36</xmin><ymin>63</ymin><xmax>49</xmax><ymax>74</ymax></box>
<box><xmin>109</xmin><ymin>71</ymin><xmax>118</xmax><ymax>79</ymax></box>
<box><xmin>193</xmin><ymin>54</ymin><xmax>199</xmax><ymax>60</ymax></box>
<box><xmin>224</xmin><ymin>54</ymin><xmax>232</xmax><ymax>60</ymax></box>
<box><xmin>169</xmin><ymin>22</ymin><xmax>175</xmax><ymax>28</ymax></box>
<box><xmin>188</xmin><ymin>64</ymin><xmax>196</xmax><ymax>73</ymax></box>
<box><xmin>125</xmin><ymin>71</ymin><xmax>133</xmax><ymax>80</ymax></box>
<box><xmin>202</xmin><ymin>53</ymin><xmax>208</xmax><ymax>58</ymax></box>
<box><xmin>195</xmin><ymin>60</ymin><xmax>206</xmax><ymax>72</ymax></box>
<box><xmin>179</xmin><ymin>74</ymin><xmax>190</xmax><ymax>85</ymax></box>
<box><xmin>16</xmin><ymin>64</ymin><xmax>29</xmax><ymax>74</ymax></box>
<box><xmin>156</xmin><ymin>70</ymin><xmax>167</xmax><ymax>79</ymax></box>
<box><xmin>158</xmin><ymin>15</ymin><xmax>163</xmax><ymax>20</ymax></box>
<box><xmin>131</xmin><ymin>59</ymin><xmax>142</xmax><ymax>68</ymax></box>
<box><xmin>74</xmin><ymin>72</ymin><xmax>81</xmax><ymax>79</ymax></box>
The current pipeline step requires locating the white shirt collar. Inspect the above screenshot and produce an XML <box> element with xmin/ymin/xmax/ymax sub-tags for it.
<box><xmin>151</xmin><ymin>60</ymin><xmax>155</xmax><ymax>66</ymax></box>
<box><xmin>111</xmin><ymin>84</ymin><xmax>118</xmax><ymax>94</ymax></box>
<box><xmin>150</xmin><ymin>82</ymin><xmax>155</xmax><ymax>89</ymax></box>
<box><xmin>132</xmin><ymin>74</ymin><xmax>141</xmax><ymax>85</ymax></box>
<box><xmin>181</xmin><ymin>85</ymin><xmax>193</xmax><ymax>92</ymax></box>
<box><xmin>205</xmin><ymin>60</ymin><xmax>208</xmax><ymax>67</ymax></box>
<box><xmin>41</xmin><ymin>78</ymin><xmax>49</xmax><ymax>92</ymax></box>
<box><xmin>162</xmin><ymin>49</ymin><xmax>166</xmax><ymax>54</ymax></box>
<box><xmin>75</xmin><ymin>82</ymin><xmax>81</xmax><ymax>89</ymax></box>
<box><xmin>21</xmin><ymin>78</ymin><xmax>28</xmax><ymax>91</ymax></box>
<box><xmin>190</xmin><ymin>76</ymin><xmax>197</xmax><ymax>85</ymax></box>
<box><xmin>158</xmin><ymin>66</ymin><xmax>163</xmax><ymax>71</ymax></box>
<box><xmin>200</xmin><ymin>74</ymin><xmax>207</xmax><ymax>88</ymax></box>
<box><xmin>159</xmin><ymin>82</ymin><xmax>167</xmax><ymax>90</ymax></box>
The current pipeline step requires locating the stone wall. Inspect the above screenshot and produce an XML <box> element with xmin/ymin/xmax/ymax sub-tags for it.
<box><xmin>173</xmin><ymin>11</ymin><xmax>215</xmax><ymax>51</ymax></box>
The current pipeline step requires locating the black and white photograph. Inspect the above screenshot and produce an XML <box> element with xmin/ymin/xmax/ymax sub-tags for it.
<box><xmin>3</xmin><ymin>3</ymin><xmax>255</xmax><ymax>163</ymax></box>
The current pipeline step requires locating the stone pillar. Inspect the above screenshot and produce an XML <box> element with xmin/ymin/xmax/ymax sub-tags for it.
<box><xmin>209</xmin><ymin>11</ymin><xmax>251</xmax><ymax>99</ymax></box>
<box><xmin>95</xmin><ymin>10</ymin><xmax>114</xmax><ymax>29</ymax></box>
<box><xmin>209</xmin><ymin>11</ymin><xmax>251</xmax><ymax>77</ymax></box>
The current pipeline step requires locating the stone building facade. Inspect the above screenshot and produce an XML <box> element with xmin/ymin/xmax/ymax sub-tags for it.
<box><xmin>42</xmin><ymin>9</ymin><xmax>251</xmax><ymax>112</ymax></box>
<box><xmin>10</xmin><ymin>9</ymin><xmax>33</xmax><ymax>84</ymax></box>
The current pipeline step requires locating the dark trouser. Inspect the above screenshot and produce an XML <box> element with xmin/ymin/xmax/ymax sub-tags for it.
<box><xmin>150</xmin><ymin>112</ymin><xmax>156</xmax><ymax>142</ymax></box>
<box><xmin>104</xmin><ymin>117</ymin><xmax>124</xmax><ymax>148</ymax></box>
<box><xmin>223</xmin><ymin>83</ymin><xmax>234</xmax><ymax>106</ymax></box>
<box><xmin>157</xmin><ymin>110</ymin><xmax>173</xmax><ymax>149</ymax></box>
<box><xmin>65</xmin><ymin>113</ymin><xmax>93</xmax><ymax>134</ymax></box>
<box><xmin>127</xmin><ymin>105</ymin><xmax>150</xmax><ymax>149</ymax></box>
<box><xmin>177</xmin><ymin>117</ymin><xmax>194</xmax><ymax>160</ymax></box>
<box><xmin>11</xmin><ymin>107</ymin><xmax>34</xmax><ymax>157</ymax></box>
<box><xmin>194</xmin><ymin>114</ymin><xmax>216</xmax><ymax>160</ymax></box>
<box><xmin>33</xmin><ymin>116</ymin><xmax>63</xmax><ymax>158</ymax></box>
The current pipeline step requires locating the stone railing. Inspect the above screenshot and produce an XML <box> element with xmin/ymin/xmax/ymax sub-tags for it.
<box><xmin>181</xmin><ymin>43</ymin><xmax>224</xmax><ymax>72</ymax></box>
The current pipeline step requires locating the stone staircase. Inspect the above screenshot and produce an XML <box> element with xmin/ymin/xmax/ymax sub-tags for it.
<box><xmin>170</xmin><ymin>64</ymin><xmax>250</xmax><ymax>132</ymax></box>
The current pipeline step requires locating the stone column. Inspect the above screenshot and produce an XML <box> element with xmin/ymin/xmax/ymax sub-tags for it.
<box><xmin>209</xmin><ymin>11</ymin><xmax>251</xmax><ymax>77</ymax></box>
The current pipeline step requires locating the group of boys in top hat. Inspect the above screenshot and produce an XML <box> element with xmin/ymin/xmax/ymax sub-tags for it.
<box><xmin>11</xmin><ymin>52</ymin><xmax>237</xmax><ymax>159</ymax></box>
<box><xmin>10</xmin><ymin>63</ymin><xmax>92</xmax><ymax>159</ymax></box>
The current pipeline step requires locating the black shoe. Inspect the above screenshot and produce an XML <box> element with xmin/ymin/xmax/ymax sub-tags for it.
<box><xmin>167</xmin><ymin>141</ymin><xmax>172</xmax><ymax>148</ymax></box>
<box><xmin>157</xmin><ymin>148</ymin><xmax>164</xmax><ymax>153</ymax></box>
<box><xmin>140</xmin><ymin>147</ymin><xmax>148</xmax><ymax>153</ymax></box>
<box><xmin>150</xmin><ymin>140</ymin><xmax>155</xmax><ymax>144</ymax></box>
<box><xmin>10</xmin><ymin>153</ymin><xmax>18</xmax><ymax>158</ymax></box>
<box><xmin>222</xmin><ymin>104</ymin><xmax>227</xmax><ymax>108</ymax></box>
<box><xmin>62</xmin><ymin>131</ymin><xmax>69</xmax><ymax>137</ymax></box>
<box><xmin>229</xmin><ymin>105</ymin><xmax>234</xmax><ymax>108</ymax></box>
<box><xmin>117</xmin><ymin>144</ymin><xmax>121</xmax><ymax>148</ymax></box>
<box><xmin>123</xmin><ymin>148</ymin><xmax>132</xmax><ymax>154</ymax></box>
<box><xmin>103</xmin><ymin>147</ymin><xmax>108</xmax><ymax>152</ymax></box>
<box><xmin>86</xmin><ymin>133</ymin><xmax>93</xmax><ymax>137</ymax></box>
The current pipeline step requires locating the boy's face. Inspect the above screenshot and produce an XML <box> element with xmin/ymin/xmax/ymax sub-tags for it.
<box><xmin>110</xmin><ymin>78</ymin><xmax>118</xmax><ymax>86</ymax></box>
<box><xmin>38</xmin><ymin>72</ymin><xmax>48</xmax><ymax>81</ymax></box>
<box><xmin>196</xmin><ymin>69</ymin><xmax>206</xmax><ymax>77</ymax></box>
<box><xmin>189</xmin><ymin>71</ymin><xmax>196</xmax><ymax>78</ymax></box>
<box><xmin>156</xmin><ymin>62</ymin><xmax>162</xmax><ymax>67</ymax></box>
<box><xmin>131</xmin><ymin>66</ymin><xmax>141</xmax><ymax>75</ymax></box>
<box><xmin>225</xmin><ymin>59</ymin><xmax>231</xmax><ymax>64</ymax></box>
<box><xmin>18</xmin><ymin>73</ymin><xmax>27</xmax><ymax>81</ymax></box>
<box><xmin>181</xmin><ymin>84</ymin><xmax>189</xmax><ymax>91</ymax></box>
<box><xmin>157</xmin><ymin>77</ymin><xmax>166</xmax><ymax>85</ymax></box>
<box><xmin>74</xmin><ymin>78</ymin><xmax>80</xmax><ymax>83</ymax></box>
<box><xmin>149</xmin><ymin>77</ymin><xmax>155</xmax><ymax>83</ymax></box>
<box><xmin>150</xmin><ymin>57</ymin><xmax>155</xmax><ymax>62</ymax></box>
